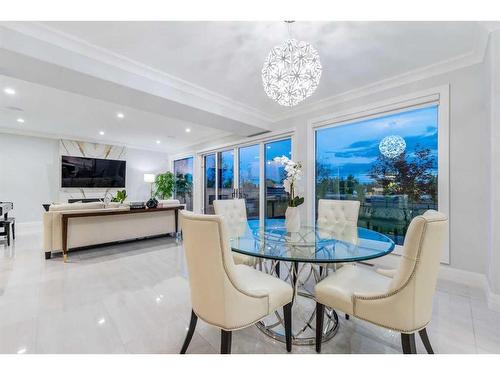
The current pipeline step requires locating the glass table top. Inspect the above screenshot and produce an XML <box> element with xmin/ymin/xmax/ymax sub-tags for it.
<box><xmin>229</xmin><ymin>219</ymin><xmax>395</xmax><ymax>264</ymax></box>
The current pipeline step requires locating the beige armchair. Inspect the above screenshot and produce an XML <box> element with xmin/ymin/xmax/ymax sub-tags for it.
<box><xmin>214</xmin><ymin>199</ymin><xmax>256</xmax><ymax>266</ymax></box>
<box><xmin>314</xmin><ymin>210</ymin><xmax>448</xmax><ymax>354</ymax></box>
<box><xmin>180</xmin><ymin>211</ymin><xmax>294</xmax><ymax>354</ymax></box>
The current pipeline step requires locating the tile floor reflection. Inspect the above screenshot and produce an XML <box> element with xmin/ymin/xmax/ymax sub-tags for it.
<box><xmin>1</xmin><ymin>230</ymin><xmax>499</xmax><ymax>354</ymax></box>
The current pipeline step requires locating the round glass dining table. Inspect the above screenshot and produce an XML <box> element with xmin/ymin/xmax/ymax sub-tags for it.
<box><xmin>228</xmin><ymin>218</ymin><xmax>395</xmax><ymax>346</ymax></box>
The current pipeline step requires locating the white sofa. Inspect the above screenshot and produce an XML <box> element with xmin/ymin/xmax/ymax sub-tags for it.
<box><xmin>43</xmin><ymin>201</ymin><xmax>181</xmax><ymax>259</ymax></box>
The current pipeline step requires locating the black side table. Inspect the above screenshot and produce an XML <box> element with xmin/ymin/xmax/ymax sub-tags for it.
<box><xmin>0</xmin><ymin>217</ymin><xmax>15</xmax><ymax>246</ymax></box>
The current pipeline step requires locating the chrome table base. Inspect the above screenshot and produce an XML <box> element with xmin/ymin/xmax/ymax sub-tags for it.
<box><xmin>255</xmin><ymin>260</ymin><xmax>339</xmax><ymax>346</ymax></box>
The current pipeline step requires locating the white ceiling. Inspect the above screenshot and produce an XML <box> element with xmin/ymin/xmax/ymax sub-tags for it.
<box><xmin>39</xmin><ymin>21</ymin><xmax>486</xmax><ymax>115</ymax></box>
<box><xmin>0</xmin><ymin>21</ymin><xmax>496</xmax><ymax>152</ymax></box>
<box><xmin>0</xmin><ymin>75</ymin><xmax>230</xmax><ymax>153</ymax></box>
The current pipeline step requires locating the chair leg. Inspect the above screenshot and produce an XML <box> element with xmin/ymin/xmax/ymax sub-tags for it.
<box><xmin>220</xmin><ymin>330</ymin><xmax>232</xmax><ymax>354</ymax></box>
<box><xmin>418</xmin><ymin>328</ymin><xmax>434</xmax><ymax>354</ymax></box>
<box><xmin>6</xmin><ymin>225</ymin><xmax>10</xmax><ymax>246</ymax></box>
<box><xmin>12</xmin><ymin>222</ymin><xmax>15</xmax><ymax>239</ymax></box>
<box><xmin>316</xmin><ymin>302</ymin><xmax>325</xmax><ymax>353</ymax></box>
<box><xmin>401</xmin><ymin>333</ymin><xmax>417</xmax><ymax>354</ymax></box>
<box><xmin>283</xmin><ymin>302</ymin><xmax>293</xmax><ymax>352</ymax></box>
<box><xmin>180</xmin><ymin>310</ymin><xmax>198</xmax><ymax>354</ymax></box>
<box><xmin>345</xmin><ymin>314</ymin><xmax>350</xmax><ymax>320</ymax></box>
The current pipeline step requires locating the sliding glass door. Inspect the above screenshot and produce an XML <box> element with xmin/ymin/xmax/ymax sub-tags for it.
<box><xmin>265</xmin><ymin>138</ymin><xmax>292</xmax><ymax>219</ymax></box>
<box><xmin>218</xmin><ymin>150</ymin><xmax>235</xmax><ymax>200</ymax></box>
<box><xmin>239</xmin><ymin>144</ymin><xmax>260</xmax><ymax>219</ymax></box>
<box><xmin>204</xmin><ymin>154</ymin><xmax>216</xmax><ymax>214</ymax></box>
<box><xmin>202</xmin><ymin>137</ymin><xmax>292</xmax><ymax>221</ymax></box>
<box><xmin>203</xmin><ymin>150</ymin><xmax>235</xmax><ymax>213</ymax></box>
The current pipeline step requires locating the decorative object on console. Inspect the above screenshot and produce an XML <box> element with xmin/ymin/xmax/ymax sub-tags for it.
<box><xmin>154</xmin><ymin>172</ymin><xmax>175</xmax><ymax>200</ymax></box>
<box><xmin>262</xmin><ymin>21</ymin><xmax>322</xmax><ymax>107</ymax></box>
<box><xmin>129</xmin><ymin>201</ymin><xmax>146</xmax><ymax>210</ymax></box>
<box><xmin>146</xmin><ymin>198</ymin><xmax>159</xmax><ymax>209</ymax></box>
<box><xmin>111</xmin><ymin>189</ymin><xmax>128</xmax><ymax>204</ymax></box>
<box><xmin>274</xmin><ymin>156</ymin><xmax>304</xmax><ymax>232</ymax></box>
<box><xmin>144</xmin><ymin>174</ymin><xmax>158</xmax><ymax>209</ymax></box>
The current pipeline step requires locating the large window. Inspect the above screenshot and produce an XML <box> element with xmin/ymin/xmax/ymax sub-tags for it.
<box><xmin>265</xmin><ymin>138</ymin><xmax>292</xmax><ymax>219</ymax></box>
<box><xmin>173</xmin><ymin>157</ymin><xmax>193</xmax><ymax>211</ymax></box>
<box><xmin>315</xmin><ymin>105</ymin><xmax>438</xmax><ymax>245</ymax></box>
<box><xmin>239</xmin><ymin>144</ymin><xmax>260</xmax><ymax>219</ymax></box>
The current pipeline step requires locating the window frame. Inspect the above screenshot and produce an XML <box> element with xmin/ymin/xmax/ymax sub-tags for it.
<box><xmin>307</xmin><ymin>85</ymin><xmax>450</xmax><ymax>263</ymax></box>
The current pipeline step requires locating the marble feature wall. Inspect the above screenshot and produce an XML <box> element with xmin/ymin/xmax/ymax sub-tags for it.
<box><xmin>59</xmin><ymin>139</ymin><xmax>126</xmax><ymax>202</ymax></box>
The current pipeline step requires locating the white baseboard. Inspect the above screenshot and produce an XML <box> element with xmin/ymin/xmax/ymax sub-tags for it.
<box><xmin>487</xmin><ymin>288</ymin><xmax>500</xmax><ymax>312</ymax></box>
<box><xmin>369</xmin><ymin>254</ymin><xmax>500</xmax><ymax>312</ymax></box>
<box><xmin>439</xmin><ymin>265</ymin><xmax>500</xmax><ymax>312</ymax></box>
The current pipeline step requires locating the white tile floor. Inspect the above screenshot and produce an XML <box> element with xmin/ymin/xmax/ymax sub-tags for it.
<box><xmin>1</xmin><ymin>229</ymin><xmax>499</xmax><ymax>354</ymax></box>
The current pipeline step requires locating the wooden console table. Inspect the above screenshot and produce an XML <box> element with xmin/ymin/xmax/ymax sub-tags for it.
<box><xmin>60</xmin><ymin>206</ymin><xmax>182</xmax><ymax>262</ymax></box>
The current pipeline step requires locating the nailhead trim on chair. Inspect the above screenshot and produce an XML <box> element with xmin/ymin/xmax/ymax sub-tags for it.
<box><xmin>183</xmin><ymin>213</ymin><xmax>271</xmax><ymax>331</ymax></box>
<box><xmin>351</xmin><ymin>215</ymin><xmax>447</xmax><ymax>333</ymax></box>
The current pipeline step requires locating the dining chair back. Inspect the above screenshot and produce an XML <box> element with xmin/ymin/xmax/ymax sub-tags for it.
<box><xmin>180</xmin><ymin>210</ymin><xmax>293</xmax><ymax>354</ymax></box>
<box><xmin>317</xmin><ymin>199</ymin><xmax>360</xmax><ymax>229</ymax></box>
<box><xmin>213</xmin><ymin>199</ymin><xmax>255</xmax><ymax>266</ymax></box>
<box><xmin>315</xmin><ymin>209</ymin><xmax>448</xmax><ymax>354</ymax></box>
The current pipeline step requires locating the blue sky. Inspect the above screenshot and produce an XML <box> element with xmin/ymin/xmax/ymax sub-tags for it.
<box><xmin>316</xmin><ymin>106</ymin><xmax>438</xmax><ymax>183</ymax></box>
<box><xmin>238</xmin><ymin>139</ymin><xmax>292</xmax><ymax>185</ymax></box>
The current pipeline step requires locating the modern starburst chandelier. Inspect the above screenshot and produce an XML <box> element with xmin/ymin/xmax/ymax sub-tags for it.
<box><xmin>262</xmin><ymin>21</ymin><xmax>322</xmax><ymax>107</ymax></box>
<box><xmin>379</xmin><ymin>135</ymin><xmax>406</xmax><ymax>159</ymax></box>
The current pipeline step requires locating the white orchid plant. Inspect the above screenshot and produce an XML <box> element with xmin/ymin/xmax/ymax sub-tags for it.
<box><xmin>273</xmin><ymin>155</ymin><xmax>304</xmax><ymax>208</ymax></box>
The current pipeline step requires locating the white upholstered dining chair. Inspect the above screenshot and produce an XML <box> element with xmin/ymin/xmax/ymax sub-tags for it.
<box><xmin>179</xmin><ymin>210</ymin><xmax>294</xmax><ymax>354</ymax></box>
<box><xmin>314</xmin><ymin>210</ymin><xmax>448</xmax><ymax>354</ymax></box>
<box><xmin>317</xmin><ymin>199</ymin><xmax>360</xmax><ymax>230</ymax></box>
<box><xmin>317</xmin><ymin>199</ymin><xmax>361</xmax><ymax>321</ymax></box>
<box><xmin>214</xmin><ymin>199</ymin><xmax>256</xmax><ymax>266</ymax></box>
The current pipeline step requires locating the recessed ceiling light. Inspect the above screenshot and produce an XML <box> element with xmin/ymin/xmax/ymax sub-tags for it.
<box><xmin>156</xmin><ymin>140</ymin><xmax>161</xmax><ymax>144</ymax></box>
<box><xmin>116</xmin><ymin>112</ymin><xmax>124</xmax><ymax>119</ymax></box>
<box><xmin>16</xmin><ymin>118</ymin><xmax>25</xmax><ymax>124</ymax></box>
<box><xmin>185</xmin><ymin>128</ymin><xmax>191</xmax><ymax>133</ymax></box>
<box><xmin>99</xmin><ymin>131</ymin><xmax>105</xmax><ymax>135</ymax></box>
<box><xmin>3</xmin><ymin>87</ymin><xmax>16</xmax><ymax>95</ymax></box>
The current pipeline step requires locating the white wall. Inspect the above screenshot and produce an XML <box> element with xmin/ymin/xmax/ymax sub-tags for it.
<box><xmin>179</xmin><ymin>59</ymin><xmax>491</xmax><ymax>276</ymax></box>
<box><xmin>488</xmin><ymin>30</ymin><xmax>500</xmax><ymax>294</ymax></box>
<box><xmin>125</xmin><ymin>147</ymin><xmax>170</xmax><ymax>201</ymax></box>
<box><xmin>0</xmin><ymin>133</ymin><xmax>59</xmax><ymax>223</ymax></box>
<box><xmin>272</xmin><ymin>61</ymin><xmax>491</xmax><ymax>275</ymax></box>
<box><xmin>0</xmin><ymin>132</ymin><xmax>169</xmax><ymax>223</ymax></box>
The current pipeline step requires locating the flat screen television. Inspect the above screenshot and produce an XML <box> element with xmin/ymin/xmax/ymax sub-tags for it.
<box><xmin>61</xmin><ymin>155</ymin><xmax>126</xmax><ymax>188</ymax></box>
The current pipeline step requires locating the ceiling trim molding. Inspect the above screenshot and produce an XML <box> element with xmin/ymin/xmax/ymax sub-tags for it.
<box><xmin>1</xmin><ymin>21</ymin><xmax>495</xmax><ymax>125</ymax></box>
<box><xmin>0</xmin><ymin>21</ymin><xmax>275</xmax><ymax>124</ymax></box>
<box><xmin>0</xmin><ymin>126</ymin><xmax>228</xmax><ymax>155</ymax></box>
<box><xmin>271</xmin><ymin>24</ymin><xmax>491</xmax><ymax>122</ymax></box>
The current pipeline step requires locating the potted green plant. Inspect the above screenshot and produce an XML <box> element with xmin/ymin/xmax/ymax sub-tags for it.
<box><xmin>154</xmin><ymin>172</ymin><xmax>175</xmax><ymax>200</ymax></box>
<box><xmin>111</xmin><ymin>189</ymin><xmax>127</xmax><ymax>203</ymax></box>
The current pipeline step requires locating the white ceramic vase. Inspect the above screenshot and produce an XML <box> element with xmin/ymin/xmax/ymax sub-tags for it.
<box><xmin>285</xmin><ymin>206</ymin><xmax>301</xmax><ymax>233</ymax></box>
